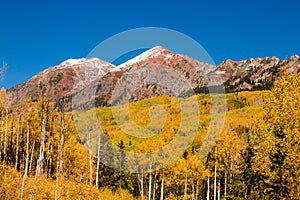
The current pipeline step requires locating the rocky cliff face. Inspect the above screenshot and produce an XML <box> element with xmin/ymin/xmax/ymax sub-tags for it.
<box><xmin>8</xmin><ymin>46</ymin><xmax>300</xmax><ymax>110</ymax></box>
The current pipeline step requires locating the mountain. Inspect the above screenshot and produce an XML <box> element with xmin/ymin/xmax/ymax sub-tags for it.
<box><xmin>73</xmin><ymin>47</ymin><xmax>300</xmax><ymax>109</ymax></box>
<box><xmin>72</xmin><ymin>46</ymin><xmax>216</xmax><ymax>109</ymax></box>
<box><xmin>8</xmin><ymin>58</ymin><xmax>116</xmax><ymax>108</ymax></box>
<box><xmin>211</xmin><ymin>55</ymin><xmax>300</xmax><ymax>91</ymax></box>
<box><xmin>7</xmin><ymin>47</ymin><xmax>300</xmax><ymax>110</ymax></box>
<box><xmin>116</xmin><ymin>46</ymin><xmax>214</xmax><ymax>73</ymax></box>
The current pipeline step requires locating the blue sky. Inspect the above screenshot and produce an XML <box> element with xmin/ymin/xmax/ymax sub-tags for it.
<box><xmin>1</xmin><ymin>0</ymin><xmax>300</xmax><ymax>89</ymax></box>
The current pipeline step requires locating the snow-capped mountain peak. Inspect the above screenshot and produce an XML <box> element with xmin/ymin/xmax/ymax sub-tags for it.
<box><xmin>116</xmin><ymin>46</ymin><xmax>172</xmax><ymax>70</ymax></box>
<box><xmin>60</xmin><ymin>58</ymin><xmax>87</xmax><ymax>67</ymax></box>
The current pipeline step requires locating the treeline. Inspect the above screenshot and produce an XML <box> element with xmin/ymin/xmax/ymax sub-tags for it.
<box><xmin>0</xmin><ymin>73</ymin><xmax>299</xmax><ymax>199</ymax></box>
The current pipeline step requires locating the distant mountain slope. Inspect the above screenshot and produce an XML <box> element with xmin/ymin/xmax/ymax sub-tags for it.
<box><xmin>8</xmin><ymin>58</ymin><xmax>116</xmax><ymax>108</ymax></box>
<box><xmin>7</xmin><ymin>46</ymin><xmax>300</xmax><ymax>109</ymax></box>
<box><xmin>211</xmin><ymin>55</ymin><xmax>300</xmax><ymax>91</ymax></box>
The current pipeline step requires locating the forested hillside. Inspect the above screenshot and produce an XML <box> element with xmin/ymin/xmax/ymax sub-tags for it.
<box><xmin>0</xmin><ymin>73</ymin><xmax>299</xmax><ymax>199</ymax></box>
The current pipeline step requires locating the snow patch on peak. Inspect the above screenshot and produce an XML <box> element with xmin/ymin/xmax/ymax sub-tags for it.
<box><xmin>116</xmin><ymin>46</ymin><xmax>170</xmax><ymax>69</ymax></box>
<box><xmin>150</xmin><ymin>46</ymin><xmax>166</xmax><ymax>51</ymax></box>
<box><xmin>60</xmin><ymin>58</ymin><xmax>87</xmax><ymax>67</ymax></box>
<box><xmin>33</xmin><ymin>58</ymin><xmax>116</xmax><ymax>79</ymax></box>
<box><xmin>290</xmin><ymin>55</ymin><xmax>300</xmax><ymax>60</ymax></box>
<box><xmin>55</xmin><ymin>58</ymin><xmax>115</xmax><ymax>70</ymax></box>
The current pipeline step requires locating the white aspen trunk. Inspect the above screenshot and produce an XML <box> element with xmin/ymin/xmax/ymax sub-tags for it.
<box><xmin>3</xmin><ymin>110</ymin><xmax>8</xmax><ymax>161</ymax></box>
<box><xmin>29</xmin><ymin>140</ymin><xmax>35</xmax><ymax>176</ymax></box>
<box><xmin>184</xmin><ymin>168</ymin><xmax>188</xmax><ymax>200</ymax></box>
<box><xmin>207</xmin><ymin>177</ymin><xmax>210</xmax><ymax>200</ymax></box>
<box><xmin>55</xmin><ymin>120</ymin><xmax>61</xmax><ymax>200</ymax></box>
<box><xmin>36</xmin><ymin>110</ymin><xmax>46</xmax><ymax>176</ymax></box>
<box><xmin>15</xmin><ymin>117</ymin><xmax>21</xmax><ymax>169</ymax></box>
<box><xmin>20</xmin><ymin>122</ymin><xmax>30</xmax><ymax>200</ymax></box>
<box><xmin>96</xmin><ymin>133</ymin><xmax>101</xmax><ymax>187</ymax></box>
<box><xmin>55</xmin><ymin>146</ymin><xmax>59</xmax><ymax>200</ymax></box>
<box><xmin>148</xmin><ymin>162</ymin><xmax>152</xmax><ymax>200</ymax></box>
<box><xmin>48</xmin><ymin>144</ymin><xmax>53</xmax><ymax>176</ymax></box>
<box><xmin>152</xmin><ymin>172</ymin><xmax>157</xmax><ymax>200</ymax></box>
<box><xmin>214</xmin><ymin>164</ymin><xmax>217</xmax><ymax>200</ymax></box>
<box><xmin>59</xmin><ymin>114</ymin><xmax>65</xmax><ymax>174</ymax></box>
<box><xmin>55</xmin><ymin>110</ymin><xmax>65</xmax><ymax>200</ymax></box>
<box><xmin>192</xmin><ymin>179</ymin><xmax>195</xmax><ymax>200</ymax></box>
<box><xmin>160</xmin><ymin>169</ymin><xmax>164</xmax><ymax>200</ymax></box>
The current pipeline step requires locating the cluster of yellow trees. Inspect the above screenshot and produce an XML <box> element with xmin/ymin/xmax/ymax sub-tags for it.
<box><xmin>0</xmin><ymin>92</ymin><xmax>134</xmax><ymax>199</ymax></box>
<box><xmin>0</xmin><ymin>73</ymin><xmax>299</xmax><ymax>199</ymax></box>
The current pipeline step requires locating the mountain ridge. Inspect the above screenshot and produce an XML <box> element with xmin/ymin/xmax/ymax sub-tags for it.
<box><xmin>7</xmin><ymin>46</ymin><xmax>300</xmax><ymax>109</ymax></box>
